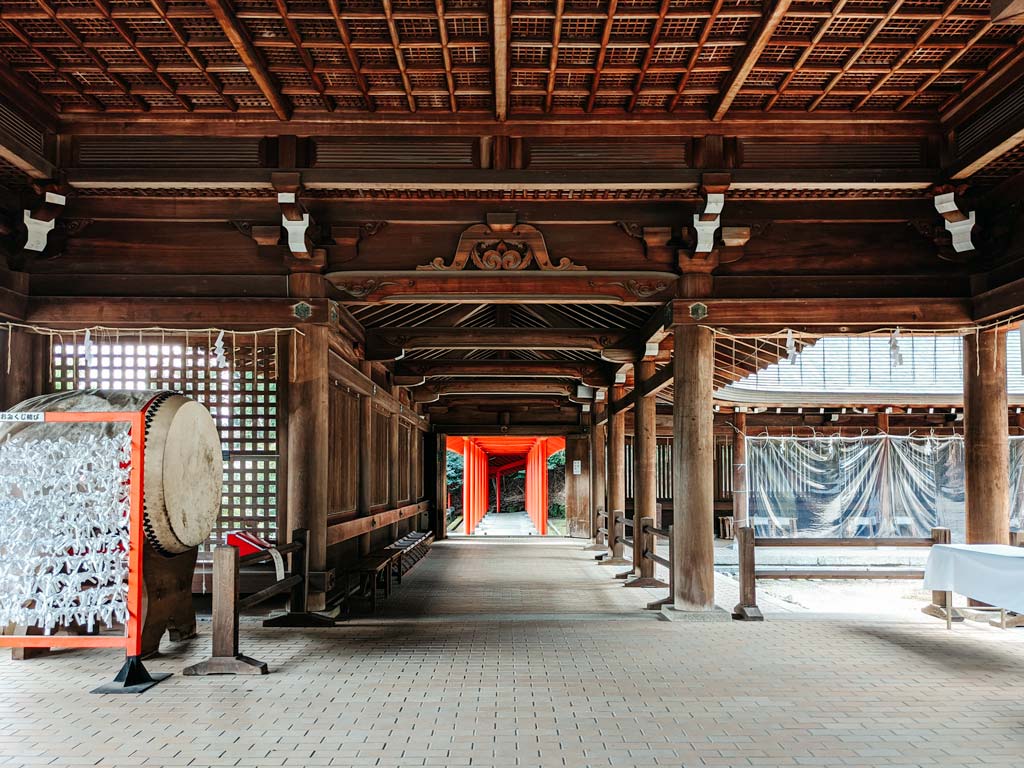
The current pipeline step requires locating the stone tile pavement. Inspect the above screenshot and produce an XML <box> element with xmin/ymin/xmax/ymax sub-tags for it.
<box><xmin>2</xmin><ymin>537</ymin><xmax>1023</xmax><ymax>768</ymax></box>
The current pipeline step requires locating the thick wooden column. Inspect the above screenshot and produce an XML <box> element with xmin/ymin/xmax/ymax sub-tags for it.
<box><xmin>671</xmin><ymin>325</ymin><xmax>716</xmax><ymax>611</ymax></box>
<box><xmin>601</xmin><ymin>385</ymin><xmax>630</xmax><ymax>565</ymax></box>
<box><xmin>587</xmin><ymin>418</ymin><xmax>608</xmax><ymax>549</ymax></box>
<box><xmin>732</xmin><ymin>411</ymin><xmax>747</xmax><ymax>528</ymax></box>
<box><xmin>565</xmin><ymin>434</ymin><xmax>591</xmax><ymax>537</ymax></box>
<box><xmin>427</xmin><ymin>433</ymin><xmax>448</xmax><ymax>539</ymax></box>
<box><xmin>387</xmin><ymin>388</ymin><xmax>401</xmax><ymax>540</ymax></box>
<box><xmin>357</xmin><ymin>361</ymin><xmax>374</xmax><ymax>555</ymax></box>
<box><xmin>0</xmin><ymin>330</ymin><xmax>45</xmax><ymax>408</ymax></box>
<box><xmin>629</xmin><ymin>360</ymin><xmax>662</xmax><ymax>585</ymax></box>
<box><xmin>963</xmin><ymin>330</ymin><xmax>1010</xmax><ymax>545</ymax></box>
<box><xmin>287</xmin><ymin>325</ymin><xmax>329</xmax><ymax>611</ymax></box>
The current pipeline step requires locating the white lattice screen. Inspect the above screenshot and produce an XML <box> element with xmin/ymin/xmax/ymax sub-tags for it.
<box><xmin>50</xmin><ymin>337</ymin><xmax>284</xmax><ymax>550</ymax></box>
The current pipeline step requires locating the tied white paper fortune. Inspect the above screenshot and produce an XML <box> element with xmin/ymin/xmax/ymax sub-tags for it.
<box><xmin>0</xmin><ymin>428</ymin><xmax>132</xmax><ymax>633</ymax></box>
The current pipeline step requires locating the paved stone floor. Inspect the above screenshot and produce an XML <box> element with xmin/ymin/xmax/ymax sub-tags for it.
<box><xmin>3</xmin><ymin>538</ymin><xmax>1024</xmax><ymax>767</ymax></box>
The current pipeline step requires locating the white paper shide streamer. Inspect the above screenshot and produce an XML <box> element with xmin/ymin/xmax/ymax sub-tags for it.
<box><xmin>0</xmin><ymin>427</ymin><xmax>132</xmax><ymax>633</ymax></box>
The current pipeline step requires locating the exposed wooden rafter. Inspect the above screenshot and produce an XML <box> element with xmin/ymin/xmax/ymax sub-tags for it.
<box><xmin>204</xmin><ymin>0</ymin><xmax>291</xmax><ymax>121</ymax></box>
<box><xmin>712</xmin><ymin>0</ymin><xmax>793</xmax><ymax>121</ymax></box>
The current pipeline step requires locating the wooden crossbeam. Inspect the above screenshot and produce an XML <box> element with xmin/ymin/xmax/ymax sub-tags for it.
<box><xmin>205</xmin><ymin>0</ymin><xmax>291</xmax><ymax>121</ymax></box>
<box><xmin>670</xmin><ymin>298</ymin><xmax>971</xmax><ymax>331</ymax></box>
<box><xmin>414</xmin><ymin>379</ymin><xmax>575</xmax><ymax>403</ymax></box>
<box><xmin>585</xmin><ymin>0</ymin><xmax>618</xmax><ymax>113</ymax></box>
<box><xmin>712</xmin><ymin>0</ymin><xmax>794</xmax><ymax>121</ymax></box>
<box><xmin>492</xmin><ymin>0</ymin><xmax>510</xmax><ymax>121</ymax></box>
<box><xmin>366</xmin><ymin>327</ymin><xmax>631</xmax><ymax>361</ymax></box>
<box><xmin>395</xmin><ymin>360</ymin><xmax>606</xmax><ymax>383</ymax></box>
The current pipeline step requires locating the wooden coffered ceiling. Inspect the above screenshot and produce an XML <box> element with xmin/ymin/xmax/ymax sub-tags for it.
<box><xmin>0</xmin><ymin>0</ymin><xmax>1019</xmax><ymax>121</ymax></box>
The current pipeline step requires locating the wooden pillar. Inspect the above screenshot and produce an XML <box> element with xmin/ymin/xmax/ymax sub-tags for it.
<box><xmin>632</xmin><ymin>360</ymin><xmax>658</xmax><ymax>580</ymax></box>
<box><xmin>387</xmin><ymin>388</ymin><xmax>401</xmax><ymax>541</ymax></box>
<box><xmin>287</xmin><ymin>326</ymin><xmax>329</xmax><ymax>610</ymax></box>
<box><xmin>430</xmin><ymin>433</ymin><xmax>447</xmax><ymax>539</ymax></box>
<box><xmin>357</xmin><ymin>361</ymin><xmax>374</xmax><ymax>556</ymax></box>
<box><xmin>963</xmin><ymin>329</ymin><xmax>1010</xmax><ymax>545</ymax></box>
<box><xmin>565</xmin><ymin>435</ymin><xmax>591</xmax><ymax>538</ymax></box>
<box><xmin>601</xmin><ymin>385</ymin><xmax>630</xmax><ymax>565</ymax></box>
<box><xmin>732</xmin><ymin>411</ymin><xmax>747</xmax><ymax>528</ymax></box>
<box><xmin>587</xmin><ymin>418</ymin><xmax>607</xmax><ymax>549</ymax></box>
<box><xmin>0</xmin><ymin>329</ymin><xmax>45</xmax><ymax>408</ymax></box>
<box><xmin>671</xmin><ymin>325</ymin><xmax>716</xmax><ymax>611</ymax></box>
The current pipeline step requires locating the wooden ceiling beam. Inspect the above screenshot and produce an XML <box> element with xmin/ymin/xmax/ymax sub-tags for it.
<box><xmin>627</xmin><ymin>0</ymin><xmax>670</xmax><ymax>114</ymax></box>
<box><xmin>204</xmin><ymin>0</ymin><xmax>291</xmax><ymax>120</ymax></box>
<box><xmin>381</xmin><ymin>0</ymin><xmax>416</xmax><ymax>112</ymax></box>
<box><xmin>89</xmin><ymin>0</ymin><xmax>191</xmax><ymax>112</ymax></box>
<box><xmin>366</xmin><ymin>326</ymin><xmax>631</xmax><ymax>360</ymax></box>
<box><xmin>394</xmin><ymin>359</ymin><xmax>606</xmax><ymax>383</ymax></box>
<box><xmin>671</xmin><ymin>297</ymin><xmax>971</xmax><ymax>331</ymax></box>
<box><xmin>712</xmin><ymin>0</ymin><xmax>793</xmax><ymax>121</ymax></box>
<box><xmin>327</xmin><ymin>0</ymin><xmax>374</xmax><ymax>111</ymax></box>
<box><xmin>147</xmin><ymin>0</ymin><xmax>235</xmax><ymax>112</ymax></box>
<box><xmin>272</xmin><ymin>0</ymin><xmax>332</xmax><ymax>112</ymax></box>
<box><xmin>27</xmin><ymin>296</ymin><xmax>331</xmax><ymax>328</ymax></box>
<box><xmin>31</xmin><ymin>0</ymin><xmax>145</xmax><ymax>110</ymax></box>
<box><xmin>414</xmin><ymin>379</ymin><xmax>575</xmax><ymax>403</ymax></box>
<box><xmin>59</xmin><ymin>113</ymin><xmax>938</xmax><ymax>139</ymax></box>
<box><xmin>585</xmin><ymin>0</ymin><xmax>618</xmax><ymax>113</ymax></box>
<box><xmin>492</xmin><ymin>0</ymin><xmax>509</xmax><ymax>121</ymax></box>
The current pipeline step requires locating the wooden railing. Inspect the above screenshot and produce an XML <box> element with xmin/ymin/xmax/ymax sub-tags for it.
<box><xmin>733</xmin><ymin>526</ymin><xmax>950</xmax><ymax>621</ymax></box>
<box><xmin>327</xmin><ymin>500</ymin><xmax>430</xmax><ymax>546</ymax></box>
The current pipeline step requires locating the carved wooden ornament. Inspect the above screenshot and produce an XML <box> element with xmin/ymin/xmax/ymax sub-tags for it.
<box><xmin>418</xmin><ymin>221</ymin><xmax>585</xmax><ymax>271</ymax></box>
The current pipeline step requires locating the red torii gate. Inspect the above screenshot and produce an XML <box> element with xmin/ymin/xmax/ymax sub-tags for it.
<box><xmin>447</xmin><ymin>436</ymin><xmax>565</xmax><ymax>535</ymax></box>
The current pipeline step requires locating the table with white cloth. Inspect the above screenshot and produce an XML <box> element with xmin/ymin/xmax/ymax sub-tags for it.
<box><xmin>923</xmin><ymin>544</ymin><xmax>1024</xmax><ymax>628</ymax></box>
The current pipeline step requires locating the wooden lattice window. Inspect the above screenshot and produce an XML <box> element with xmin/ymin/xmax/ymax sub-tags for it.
<box><xmin>50</xmin><ymin>336</ymin><xmax>284</xmax><ymax>551</ymax></box>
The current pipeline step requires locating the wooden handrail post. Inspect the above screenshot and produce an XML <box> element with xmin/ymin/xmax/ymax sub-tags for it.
<box><xmin>290</xmin><ymin>528</ymin><xmax>309</xmax><ymax>615</ymax></box>
<box><xmin>626</xmin><ymin>516</ymin><xmax>667</xmax><ymax>588</ymax></box>
<box><xmin>732</xmin><ymin>526</ymin><xmax>763</xmax><ymax>621</ymax></box>
<box><xmin>263</xmin><ymin>528</ymin><xmax>337</xmax><ymax>628</ymax></box>
<box><xmin>183</xmin><ymin>545</ymin><xmax>268</xmax><ymax>676</ymax></box>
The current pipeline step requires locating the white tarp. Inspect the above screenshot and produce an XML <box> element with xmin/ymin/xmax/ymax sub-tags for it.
<box><xmin>745</xmin><ymin>435</ymin><xmax>1024</xmax><ymax>541</ymax></box>
<box><xmin>924</xmin><ymin>544</ymin><xmax>1024</xmax><ymax>613</ymax></box>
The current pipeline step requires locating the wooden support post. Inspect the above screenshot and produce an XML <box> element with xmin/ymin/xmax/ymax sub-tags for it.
<box><xmin>432</xmin><ymin>433</ymin><xmax>448</xmax><ymax>539</ymax></box>
<box><xmin>626</xmin><ymin>361</ymin><xmax>665</xmax><ymax>587</ymax></box>
<box><xmin>645</xmin><ymin>524</ymin><xmax>673</xmax><ymax>610</ymax></box>
<box><xmin>388</xmin><ymin>388</ymin><xmax>401</xmax><ymax>541</ymax></box>
<box><xmin>600</xmin><ymin>385</ymin><xmax>630</xmax><ymax>566</ymax></box>
<box><xmin>732</xmin><ymin>411</ymin><xmax>747</xmax><ymax>529</ymax></box>
<box><xmin>182</xmin><ymin>546</ymin><xmax>268</xmax><ymax>675</ymax></box>
<box><xmin>963</xmin><ymin>330</ymin><xmax>1010</xmax><ymax>547</ymax></box>
<box><xmin>0</xmin><ymin>329</ymin><xmax>45</xmax><ymax>408</ymax></box>
<box><xmin>669</xmin><ymin>325</ymin><xmax>717</xmax><ymax>613</ymax></box>
<box><xmin>358</xmin><ymin>361</ymin><xmax>374</xmax><ymax>556</ymax></box>
<box><xmin>286</xmin><ymin>325</ymin><xmax>329</xmax><ymax>611</ymax></box>
<box><xmin>585</xmin><ymin>419</ymin><xmax>607</xmax><ymax>550</ymax></box>
<box><xmin>732</xmin><ymin>525</ymin><xmax>762</xmax><ymax>620</ymax></box>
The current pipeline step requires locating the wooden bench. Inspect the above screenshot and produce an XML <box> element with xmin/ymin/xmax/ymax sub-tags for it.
<box><xmin>380</xmin><ymin>530</ymin><xmax>434</xmax><ymax>584</ymax></box>
<box><xmin>349</xmin><ymin>553</ymin><xmax>395</xmax><ymax>612</ymax></box>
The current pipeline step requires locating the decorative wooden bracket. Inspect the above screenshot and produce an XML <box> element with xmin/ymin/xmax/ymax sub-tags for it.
<box><xmin>679</xmin><ymin>173</ymin><xmax>735</xmax><ymax>273</ymax></box>
<box><xmin>933</xmin><ymin>185</ymin><xmax>975</xmax><ymax>254</ymax></box>
<box><xmin>418</xmin><ymin>212</ymin><xmax>585</xmax><ymax>271</ymax></box>
<box><xmin>23</xmin><ymin>187</ymin><xmax>66</xmax><ymax>253</ymax></box>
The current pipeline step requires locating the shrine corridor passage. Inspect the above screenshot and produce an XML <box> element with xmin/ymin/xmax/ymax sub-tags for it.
<box><xmin>4</xmin><ymin>541</ymin><xmax>1024</xmax><ymax>768</ymax></box>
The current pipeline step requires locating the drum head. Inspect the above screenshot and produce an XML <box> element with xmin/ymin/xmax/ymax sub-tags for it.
<box><xmin>144</xmin><ymin>395</ymin><xmax>222</xmax><ymax>555</ymax></box>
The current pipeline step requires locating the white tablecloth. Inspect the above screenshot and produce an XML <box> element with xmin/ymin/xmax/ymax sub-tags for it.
<box><xmin>923</xmin><ymin>544</ymin><xmax>1024</xmax><ymax>614</ymax></box>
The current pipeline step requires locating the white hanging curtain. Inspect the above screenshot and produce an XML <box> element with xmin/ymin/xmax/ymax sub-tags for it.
<box><xmin>746</xmin><ymin>435</ymin><xmax>1024</xmax><ymax>541</ymax></box>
